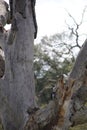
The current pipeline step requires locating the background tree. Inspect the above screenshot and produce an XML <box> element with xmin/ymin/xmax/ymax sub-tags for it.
<box><xmin>34</xmin><ymin>6</ymin><xmax>87</xmax><ymax>106</ymax></box>
<box><xmin>34</xmin><ymin>35</ymin><xmax>75</xmax><ymax>105</ymax></box>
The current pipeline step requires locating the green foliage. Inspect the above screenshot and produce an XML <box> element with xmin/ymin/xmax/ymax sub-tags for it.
<box><xmin>38</xmin><ymin>87</ymin><xmax>52</xmax><ymax>105</ymax></box>
<box><xmin>0</xmin><ymin>123</ymin><xmax>3</xmax><ymax>130</ymax></box>
<box><xmin>0</xmin><ymin>126</ymin><xmax>2</xmax><ymax>130</ymax></box>
<box><xmin>69</xmin><ymin>123</ymin><xmax>87</xmax><ymax>130</ymax></box>
<box><xmin>34</xmin><ymin>33</ymin><xmax>76</xmax><ymax>105</ymax></box>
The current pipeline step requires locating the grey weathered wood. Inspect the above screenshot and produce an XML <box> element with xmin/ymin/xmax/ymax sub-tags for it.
<box><xmin>71</xmin><ymin>108</ymin><xmax>87</xmax><ymax>126</ymax></box>
<box><xmin>0</xmin><ymin>0</ymin><xmax>37</xmax><ymax>130</ymax></box>
<box><xmin>0</xmin><ymin>0</ymin><xmax>9</xmax><ymax>26</ymax></box>
<box><xmin>62</xmin><ymin>40</ymin><xmax>87</xmax><ymax>130</ymax></box>
<box><xmin>25</xmin><ymin>100</ymin><xmax>59</xmax><ymax>130</ymax></box>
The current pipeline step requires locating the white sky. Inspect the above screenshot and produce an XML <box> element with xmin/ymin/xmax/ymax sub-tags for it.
<box><xmin>5</xmin><ymin>0</ymin><xmax>87</xmax><ymax>43</ymax></box>
<box><xmin>35</xmin><ymin>0</ymin><xmax>87</xmax><ymax>42</ymax></box>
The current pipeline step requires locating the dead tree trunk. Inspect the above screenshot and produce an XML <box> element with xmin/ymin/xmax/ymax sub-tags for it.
<box><xmin>0</xmin><ymin>0</ymin><xmax>37</xmax><ymax>130</ymax></box>
<box><xmin>62</xmin><ymin>39</ymin><xmax>87</xmax><ymax>130</ymax></box>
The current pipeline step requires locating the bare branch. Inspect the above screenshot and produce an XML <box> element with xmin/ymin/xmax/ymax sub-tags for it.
<box><xmin>65</xmin><ymin>9</ymin><xmax>78</xmax><ymax>25</ymax></box>
<box><xmin>79</xmin><ymin>6</ymin><xmax>87</xmax><ymax>25</ymax></box>
<box><xmin>65</xmin><ymin>10</ymin><xmax>83</xmax><ymax>49</ymax></box>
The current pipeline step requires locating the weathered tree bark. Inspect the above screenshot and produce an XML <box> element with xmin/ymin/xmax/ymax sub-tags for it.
<box><xmin>61</xmin><ymin>39</ymin><xmax>87</xmax><ymax>130</ymax></box>
<box><xmin>0</xmin><ymin>0</ymin><xmax>37</xmax><ymax>130</ymax></box>
<box><xmin>24</xmin><ymin>100</ymin><xmax>59</xmax><ymax>130</ymax></box>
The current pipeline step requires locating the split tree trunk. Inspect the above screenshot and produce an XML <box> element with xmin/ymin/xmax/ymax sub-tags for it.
<box><xmin>24</xmin><ymin>40</ymin><xmax>87</xmax><ymax>130</ymax></box>
<box><xmin>62</xmin><ymin>39</ymin><xmax>87</xmax><ymax>130</ymax></box>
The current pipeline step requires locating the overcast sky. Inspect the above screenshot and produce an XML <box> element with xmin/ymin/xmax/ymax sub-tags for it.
<box><xmin>5</xmin><ymin>0</ymin><xmax>87</xmax><ymax>42</ymax></box>
<box><xmin>35</xmin><ymin>0</ymin><xmax>87</xmax><ymax>42</ymax></box>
